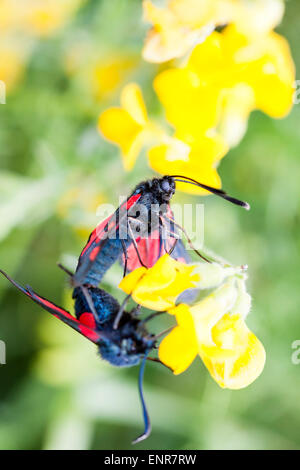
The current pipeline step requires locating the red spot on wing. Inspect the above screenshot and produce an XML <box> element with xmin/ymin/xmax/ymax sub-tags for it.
<box><xmin>26</xmin><ymin>291</ymin><xmax>101</xmax><ymax>343</ymax></box>
<box><xmin>80</xmin><ymin>216</ymin><xmax>112</xmax><ymax>257</ymax></box>
<box><xmin>79</xmin><ymin>312</ymin><xmax>97</xmax><ymax>329</ymax></box>
<box><xmin>90</xmin><ymin>246</ymin><xmax>100</xmax><ymax>262</ymax></box>
<box><xmin>124</xmin><ymin>193</ymin><xmax>141</xmax><ymax>210</ymax></box>
<box><xmin>80</xmin><ymin>194</ymin><xmax>141</xmax><ymax>260</ymax></box>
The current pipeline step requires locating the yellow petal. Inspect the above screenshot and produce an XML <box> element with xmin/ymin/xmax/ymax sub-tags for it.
<box><xmin>120</xmin><ymin>83</ymin><xmax>148</xmax><ymax>125</ymax></box>
<box><xmin>98</xmin><ymin>108</ymin><xmax>144</xmax><ymax>171</ymax></box>
<box><xmin>119</xmin><ymin>254</ymin><xmax>200</xmax><ymax>311</ymax></box>
<box><xmin>200</xmin><ymin>314</ymin><xmax>266</xmax><ymax>389</ymax></box>
<box><xmin>233</xmin><ymin>0</ymin><xmax>284</xmax><ymax>38</ymax></box>
<box><xmin>118</xmin><ymin>267</ymin><xmax>147</xmax><ymax>295</ymax></box>
<box><xmin>188</xmin><ymin>279</ymin><xmax>239</xmax><ymax>348</ymax></box>
<box><xmin>148</xmin><ymin>132</ymin><xmax>228</xmax><ymax>195</ymax></box>
<box><xmin>220</xmin><ymin>26</ymin><xmax>295</xmax><ymax>118</ymax></box>
<box><xmin>218</xmin><ymin>84</ymin><xmax>256</xmax><ymax>147</ymax></box>
<box><xmin>158</xmin><ymin>324</ymin><xmax>198</xmax><ymax>375</ymax></box>
<box><xmin>142</xmin><ymin>0</ymin><xmax>211</xmax><ymax>63</ymax></box>
<box><xmin>246</xmin><ymin>32</ymin><xmax>295</xmax><ymax>118</ymax></box>
<box><xmin>154</xmin><ymin>68</ymin><xmax>220</xmax><ymax>133</ymax></box>
<box><xmin>161</xmin><ymin>275</ymin><xmax>265</xmax><ymax>388</ymax></box>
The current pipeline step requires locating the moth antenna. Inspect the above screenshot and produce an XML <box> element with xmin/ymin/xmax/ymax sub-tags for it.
<box><xmin>0</xmin><ymin>269</ymin><xmax>28</xmax><ymax>294</ymax></box>
<box><xmin>57</xmin><ymin>263</ymin><xmax>74</xmax><ymax>277</ymax></box>
<box><xmin>132</xmin><ymin>350</ymin><xmax>152</xmax><ymax>444</ymax></box>
<box><xmin>57</xmin><ymin>265</ymin><xmax>98</xmax><ymax>320</ymax></box>
<box><xmin>170</xmin><ymin>175</ymin><xmax>250</xmax><ymax>210</ymax></box>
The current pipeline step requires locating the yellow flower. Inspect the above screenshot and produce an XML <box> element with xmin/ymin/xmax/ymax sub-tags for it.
<box><xmin>142</xmin><ymin>0</ymin><xmax>218</xmax><ymax>63</ymax></box>
<box><xmin>154</xmin><ymin>67</ymin><xmax>221</xmax><ymax>135</ymax></box>
<box><xmin>155</xmin><ymin>26</ymin><xmax>295</xmax><ymax>148</ymax></box>
<box><xmin>142</xmin><ymin>0</ymin><xmax>285</xmax><ymax>63</ymax></box>
<box><xmin>91</xmin><ymin>56</ymin><xmax>138</xmax><ymax>102</ymax></box>
<box><xmin>0</xmin><ymin>0</ymin><xmax>83</xmax><ymax>37</ymax></box>
<box><xmin>64</xmin><ymin>41</ymin><xmax>138</xmax><ymax>102</ymax></box>
<box><xmin>159</xmin><ymin>279</ymin><xmax>266</xmax><ymax>389</ymax></box>
<box><xmin>119</xmin><ymin>253</ymin><xmax>246</xmax><ymax>310</ymax></box>
<box><xmin>148</xmin><ymin>131</ymin><xmax>228</xmax><ymax>195</ymax></box>
<box><xmin>99</xmin><ymin>83</ymin><xmax>155</xmax><ymax>171</ymax></box>
<box><xmin>119</xmin><ymin>254</ymin><xmax>200</xmax><ymax>311</ymax></box>
<box><xmin>218</xmin><ymin>84</ymin><xmax>256</xmax><ymax>147</ymax></box>
<box><xmin>23</xmin><ymin>0</ymin><xmax>83</xmax><ymax>37</ymax></box>
<box><xmin>232</xmin><ymin>0</ymin><xmax>284</xmax><ymax>39</ymax></box>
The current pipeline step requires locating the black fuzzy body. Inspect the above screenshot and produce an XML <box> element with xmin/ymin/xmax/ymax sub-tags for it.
<box><xmin>73</xmin><ymin>287</ymin><xmax>155</xmax><ymax>367</ymax></box>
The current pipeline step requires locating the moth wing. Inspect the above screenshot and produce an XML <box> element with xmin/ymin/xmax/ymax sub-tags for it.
<box><xmin>0</xmin><ymin>270</ymin><xmax>101</xmax><ymax>343</ymax></box>
<box><xmin>74</xmin><ymin>193</ymin><xmax>141</xmax><ymax>286</ymax></box>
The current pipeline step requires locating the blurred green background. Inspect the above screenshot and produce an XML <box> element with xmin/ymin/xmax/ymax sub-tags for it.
<box><xmin>0</xmin><ymin>0</ymin><xmax>300</xmax><ymax>450</ymax></box>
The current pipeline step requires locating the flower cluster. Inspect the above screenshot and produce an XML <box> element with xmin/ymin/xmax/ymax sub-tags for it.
<box><xmin>142</xmin><ymin>0</ymin><xmax>285</xmax><ymax>62</ymax></box>
<box><xmin>98</xmin><ymin>0</ymin><xmax>295</xmax><ymax>194</ymax></box>
<box><xmin>119</xmin><ymin>254</ymin><xmax>265</xmax><ymax>389</ymax></box>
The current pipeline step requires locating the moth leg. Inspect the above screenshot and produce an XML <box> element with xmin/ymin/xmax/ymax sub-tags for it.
<box><xmin>127</xmin><ymin>219</ymin><xmax>147</xmax><ymax>268</ymax></box>
<box><xmin>159</xmin><ymin>217</ymin><xmax>179</xmax><ymax>256</ymax></box>
<box><xmin>162</xmin><ymin>214</ymin><xmax>212</xmax><ymax>263</ymax></box>
<box><xmin>113</xmin><ymin>293</ymin><xmax>131</xmax><ymax>330</ymax></box>
<box><xmin>57</xmin><ymin>263</ymin><xmax>98</xmax><ymax>322</ymax></box>
<box><xmin>158</xmin><ymin>219</ymin><xmax>168</xmax><ymax>254</ymax></box>
<box><xmin>146</xmin><ymin>357</ymin><xmax>173</xmax><ymax>372</ymax></box>
<box><xmin>131</xmin><ymin>304</ymin><xmax>142</xmax><ymax>317</ymax></box>
<box><xmin>80</xmin><ymin>285</ymin><xmax>98</xmax><ymax>320</ymax></box>
<box><xmin>151</xmin><ymin>326</ymin><xmax>174</xmax><ymax>341</ymax></box>
<box><xmin>141</xmin><ymin>311</ymin><xmax>165</xmax><ymax>324</ymax></box>
<box><xmin>121</xmin><ymin>239</ymin><xmax>128</xmax><ymax>278</ymax></box>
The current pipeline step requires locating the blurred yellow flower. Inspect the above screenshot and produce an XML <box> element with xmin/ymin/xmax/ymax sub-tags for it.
<box><xmin>99</xmin><ymin>83</ymin><xmax>158</xmax><ymax>171</ymax></box>
<box><xmin>232</xmin><ymin>0</ymin><xmax>284</xmax><ymax>39</ymax></box>
<box><xmin>119</xmin><ymin>253</ymin><xmax>246</xmax><ymax>310</ymax></box>
<box><xmin>91</xmin><ymin>56</ymin><xmax>138</xmax><ymax>102</ymax></box>
<box><xmin>154</xmin><ymin>67</ymin><xmax>221</xmax><ymax>136</ymax></box>
<box><xmin>64</xmin><ymin>42</ymin><xmax>138</xmax><ymax>102</ymax></box>
<box><xmin>159</xmin><ymin>280</ymin><xmax>266</xmax><ymax>389</ymax></box>
<box><xmin>23</xmin><ymin>0</ymin><xmax>83</xmax><ymax>37</ymax></box>
<box><xmin>155</xmin><ymin>26</ymin><xmax>295</xmax><ymax>148</ymax></box>
<box><xmin>0</xmin><ymin>0</ymin><xmax>82</xmax><ymax>37</ymax></box>
<box><xmin>142</xmin><ymin>0</ymin><xmax>285</xmax><ymax>63</ymax></box>
<box><xmin>142</xmin><ymin>0</ymin><xmax>218</xmax><ymax>63</ymax></box>
<box><xmin>148</xmin><ymin>131</ymin><xmax>228</xmax><ymax>195</ymax></box>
